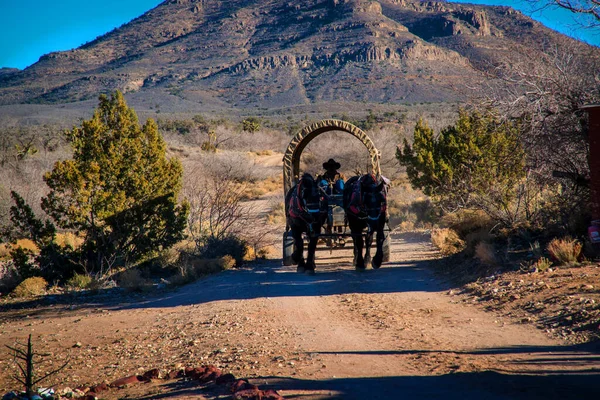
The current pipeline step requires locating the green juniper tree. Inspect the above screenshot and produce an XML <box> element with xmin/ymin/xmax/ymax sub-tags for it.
<box><xmin>38</xmin><ymin>91</ymin><xmax>188</xmax><ymax>275</ymax></box>
<box><xmin>397</xmin><ymin>110</ymin><xmax>528</xmax><ymax>227</ymax></box>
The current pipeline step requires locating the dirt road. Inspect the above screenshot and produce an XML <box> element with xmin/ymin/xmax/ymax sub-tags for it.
<box><xmin>1</xmin><ymin>232</ymin><xmax>599</xmax><ymax>399</ymax></box>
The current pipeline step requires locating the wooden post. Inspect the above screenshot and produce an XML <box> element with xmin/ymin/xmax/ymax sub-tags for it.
<box><xmin>583</xmin><ymin>105</ymin><xmax>600</xmax><ymax>220</ymax></box>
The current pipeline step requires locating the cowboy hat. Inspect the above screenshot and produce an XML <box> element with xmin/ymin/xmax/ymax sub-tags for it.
<box><xmin>323</xmin><ymin>158</ymin><xmax>341</xmax><ymax>170</ymax></box>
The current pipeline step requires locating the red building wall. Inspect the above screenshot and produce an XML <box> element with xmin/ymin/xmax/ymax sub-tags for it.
<box><xmin>587</xmin><ymin>105</ymin><xmax>600</xmax><ymax>220</ymax></box>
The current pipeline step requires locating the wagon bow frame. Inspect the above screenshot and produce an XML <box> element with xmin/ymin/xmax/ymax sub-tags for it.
<box><xmin>282</xmin><ymin>119</ymin><xmax>382</xmax><ymax>196</ymax></box>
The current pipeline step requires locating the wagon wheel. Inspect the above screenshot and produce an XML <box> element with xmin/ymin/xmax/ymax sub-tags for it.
<box><xmin>381</xmin><ymin>224</ymin><xmax>391</xmax><ymax>264</ymax></box>
<box><xmin>282</xmin><ymin>230</ymin><xmax>296</xmax><ymax>266</ymax></box>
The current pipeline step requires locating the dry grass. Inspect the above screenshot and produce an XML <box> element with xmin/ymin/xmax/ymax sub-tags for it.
<box><xmin>11</xmin><ymin>276</ymin><xmax>48</xmax><ymax>297</ymax></box>
<box><xmin>547</xmin><ymin>237</ymin><xmax>582</xmax><ymax>266</ymax></box>
<box><xmin>252</xmin><ymin>150</ymin><xmax>273</xmax><ymax>156</ymax></box>
<box><xmin>0</xmin><ymin>239</ymin><xmax>39</xmax><ymax>260</ymax></box>
<box><xmin>257</xmin><ymin>245</ymin><xmax>275</xmax><ymax>259</ymax></box>
<box><xmin>475</xmin><ymin>242</ymin><xmax>498</xmax><ymax>266</ymax></box>
<box><xmin>267</xmin><ymin>202</ymin><xmax>286</xmax><ymax>225</ymax></box>
<box><xmin>242</xmin><ymin>176</ymin><xmax>281</xmax><ymax>200</ymax></box>
<box><xmin>54</xmin><ymin>232</ymin><xmax>84</xmax><ymax>249</ymax></box>
<box><xmin>430</xmin><ymin>228</ymin><xmax>465</xmax><ymax>256</ymax></box>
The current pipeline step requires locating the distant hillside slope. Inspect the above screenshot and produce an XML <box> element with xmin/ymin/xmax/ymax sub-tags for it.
<box><xmin>0</xmin><ymin>0</ymin><xmax>597</xmax><ymax>110</ymax></box>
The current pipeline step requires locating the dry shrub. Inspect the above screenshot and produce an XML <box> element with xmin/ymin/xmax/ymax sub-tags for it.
<box><xmin>155</xmin><ymin>247</ymin><xmax>182</xmax><ymax>270</ymax></box>
<box><xmin>464</xmin><ymin>229</ymin><xmax>494</xmax><ymax>255</ymax></box>
<box><xmin>547</xmin><ymin>237</ymin><xmax>582</xmax><ymax>266</ymax></box>
<box><xmin>442</xmin><ymin>210</ymin><xmax>493</xmax><ymax>237</ymax></box>
<box><xmin>398</xmin><ymin>220</ymin><xmax>416</xmax><ymax>232</ymax></box>
<box><xmin>243</xmin><ymin>245</ymin><xmax>256</xmax><ymax>261</ymax></box>
<box><xmin>66</xmin><ymin>273</ymin><xmax>92</xmax><ymax>290</ymax></box>
<box><xmin>475</xmin><ymin>242</ymin><xmax>498</xmax><ymax>266</ymax></box>
<box><xmin>11</xmin><ymin>276</ymin><xmax>48</xmax><ymax>297</ymax></box>
<box><xmin>257</xmin><ymin>245</ymin><xmax>275</xmax><ymax>259</ymax></box>
<box><xmin>221</xmin><ymin>255</ymin><xmax>236</xmax><ymax>270</ymax></box>
<box><xmin>267</xmin><ymin>202</ymin><xmax>286</xmax><ymax>225</ymax></box>
<box><xmin>173</xmin><ymin>255</ymin><xmax>234</xmax><ymax>285</ymax></box>
<box><xmin>242</xmin><ymin>176</ymin><xmax>281</xmax><ymax>200</ymax></box>
<box><xmin>54</xmin><ymin>232</ymin><xmax>84</xmax><ymax>249</ymax></box>
<box><xmin>118</xmin><ymin>269</ymin><xmax>152</xmax><ymax>292</ymax></box>
<box><xmin>431</xmin><ymin>228</ymin><xmax>465</xmax><ymax>255</ymax></box>
<box><xmin>532</xmin><ymin>257</ymin><xmax>553</xmax><ymax>272</ymax></box>
<box><xmin>389</xmin><ymin>198</ymin><xmax>437</xmax><ymax>231</ymax></box>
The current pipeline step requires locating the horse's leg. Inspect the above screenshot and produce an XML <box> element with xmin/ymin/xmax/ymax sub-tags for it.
<box><xmin>352</xmin><ymin>221</ymin><xmax>365</xmax><ymax>270</ymax></box>
<box><xmin>372</xmin><ymin>222</ymin><xmax>385</xmax><ymax>269</ymax></box>
<box><xmin>364</xmin><ymin>225</ymin><xmax>374</xmax><ymax>268</ymax></box>
<box><xmin>291</xmin><ymin>227</ymin><xmax>305</xmax><ymax>272</ymax></box>
<box><xmin>305</xmin><ymin>234</ymin><xmax>318</xmax><ymax>275</ymax></box>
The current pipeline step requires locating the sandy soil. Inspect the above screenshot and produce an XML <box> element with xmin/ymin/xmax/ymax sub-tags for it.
<box><xmin>1</xmin><ymin>232</ymin><xmax>599</xmax><ymax>399</ymax></box>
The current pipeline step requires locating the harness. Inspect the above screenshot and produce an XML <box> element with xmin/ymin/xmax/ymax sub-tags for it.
<box><xmin>288</xmin><ymin>179</ymin><xmax>323</xmax><ymax>231</ymax></box>
<box><xmin>347</xmin><ymin>175</ymin><xmax>387</xmax><ymax>221</ymax></box>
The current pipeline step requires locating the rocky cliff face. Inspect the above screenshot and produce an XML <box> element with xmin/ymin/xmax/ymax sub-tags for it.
<box><xmin>0</xmin><ymin>0</ymin><xmax>596</xmax><ymax>109</ymax></box>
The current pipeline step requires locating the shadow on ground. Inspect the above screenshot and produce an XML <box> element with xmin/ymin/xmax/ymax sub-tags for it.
<box><xmin>130</xmin><ymin>366</ymin><xmax>600</xmax><ymax>400</ymax></box>
<box><xmin>0</xmin><ymin>233</ymin><xmax>446</xmax><ymax>318</ymax></box>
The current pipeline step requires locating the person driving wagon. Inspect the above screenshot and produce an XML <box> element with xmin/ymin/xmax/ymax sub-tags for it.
<box><xmin>317</xmin><ymin>158</ymin><xmax>345</xmax><ymax>195</ymax></box>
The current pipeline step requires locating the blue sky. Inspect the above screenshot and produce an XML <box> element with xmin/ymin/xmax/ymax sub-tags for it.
<box><xmin>452</xmin><ymin>0</ymin><xmax>600</xmax><ymax>45</ymax></box>
<box><xmin>0</xmin><ymin>0</ymin><xmax>598</xmax><ymax>70</ymax></box>
<box><xmin>0</xmin><ymin>0</ymin><xmax>162</xmax><ymax>70</ymax></box>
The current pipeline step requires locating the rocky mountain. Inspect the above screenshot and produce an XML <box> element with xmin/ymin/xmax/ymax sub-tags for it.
<box><xmin>0</xmin><ymin>0</ymin><xmax>597</xmax><ymax>112</ymax></box>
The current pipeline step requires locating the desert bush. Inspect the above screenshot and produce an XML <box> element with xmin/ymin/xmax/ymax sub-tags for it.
<box><xmin>118</xmin><ymin>268</ymin><xmax>152</xmax><ymax>292</ymax></box>
<box><xmin>533</xmin><ymin>257</ymin><xmax>553</xmax><ymax>272</ymax></box>
<box><xmin>530</xmin><ymin>241</ymin><xmax>543</xmax><ymax>259</ymax></box>
<box><xmin>174</xmin><ymin>254</ymin><xmax>235</xmax><ymax>284</ymax></box>
<box><xmin>198</xmin><ymin>236</ymin><xmax>247</xmax><ymax>266</ymax></box>
<box><xmin>430</xmin><ymin>228</ymin><xmax>465</xmax><ymax>256</ymax></box>
<box><xmin>66</xmin><ymin>273</ymin><xmax>93</xmax><ymax>290</ymax></box>
<box><xmin>441</xmin><ymin>210</ymin><xmax>494</xmax><ymax>238</ymax></box>
<box><xmin>398</xmin><ymin>110</ymin><xmax>528</xmax><ymax>228</ymax></box>
<box><xmin>9</xmin><ymin>91</ymin><xmax>188</xmax><ymax>277</ymax></box>
<box><xmin>547</xmin><ymin>237</ymin><xmax>583</xmax><ymax>266</ymax></box>
<box><xmin>464</xmin><ymin>229</ymin><xmax>495</xmax><ymax>255</ymax></box>
<box><xmin>11</xmin><ymin>276</ymin><xmax>48</xmax><ymax>297</ymax></box>
<box><xmin>389</xmin><ymin>197</ymin><xmax>438</xmax><ymax>231</ymax></box>
<box><xmin>242</xmin><ymin>117</ymin><xmax>261</xmax><ymax>133</ymax></box>
<box><xmin>475</xmin><ymin>242</ymin><xmax>498</xmax><ymax>267</ymax></box>
<box><xmin>154</xmin><ymin>247</ymin><xmax>181</xmax><ymax>270</ymax></box>
<box><xmin>183</xmin><ymin>166</ymin><xmax>252</xmax><ymax>250</ymax></box>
